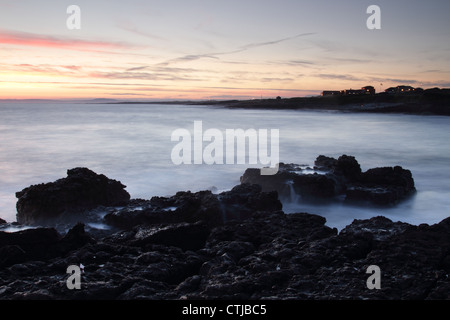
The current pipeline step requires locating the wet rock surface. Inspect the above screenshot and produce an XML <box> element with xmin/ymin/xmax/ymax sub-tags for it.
<box><xmin>1</xmin><ymin>213</ymin><xmax>449</xmax><ymax>300</ymax></box>
<box><xmin>15</xmin><ymin>168</ymin><xmax>130</xmax><ymax>225</ymax></box>
<box><xmin>241</xmin><ymin>155</ymin><xmax>416</xmax><ymax>206</ymax></box>
<box><xmin>104</xmin><ymin>183</ymin><xmax>282</xmax><ymax>229</ymax></box>
<box><xmin>0</xmin><ymin>223</ymin><xmax>93</xmax><ymax>269</ymax></box>
<box><xmin>1</xmin><ymin>164</ymin><xmax>448</xmax><ymax>300</ymax></box>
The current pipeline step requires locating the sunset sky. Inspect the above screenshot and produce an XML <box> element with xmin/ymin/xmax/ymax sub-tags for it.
<box><xmin>1</xmin><ymin>0</ymin><xmax>449</xmax><ymax>100</ymax></box>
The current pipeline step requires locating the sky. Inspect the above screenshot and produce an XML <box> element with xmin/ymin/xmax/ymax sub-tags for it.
<box><xmin>0</xmin><ymin>0</ymin><xmax>449</xmax><ymax>100</ymax></box>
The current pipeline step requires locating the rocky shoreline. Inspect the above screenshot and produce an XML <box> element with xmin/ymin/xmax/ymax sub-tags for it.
<box><xmin>0</xmin><ymin>155</ymin><xmax>449</xmax><ymax>300</ymax></box>
<box><xmin>189</xmin><ymin>89</ymin><xmax>450</xmax><ymax>116</ymax></box>
<box><xmin>107</xmin><ymin>88</ymin><xmax>450</xmax><ymax>116</ymax></box>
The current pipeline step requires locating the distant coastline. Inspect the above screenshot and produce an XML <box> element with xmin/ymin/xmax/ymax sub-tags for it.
<box><xmin>2</xmin><ymin>88</ymin><xmax>450</xmax><ymax>116</ymax></box>
<box><xmin>205</xmin><ymin>90</ymin><xmax>450</xmax><ymax>116</ymax></box>
<box><xmin>112</xmin><ymin>87</ymin><xmax>450</xmax><ymax>116</ymax></box>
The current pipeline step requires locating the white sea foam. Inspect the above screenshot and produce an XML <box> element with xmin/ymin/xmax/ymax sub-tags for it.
<box><xmin>0</xmin><ymin>225</ymin><xmax>36</xmax><ymax>233</ymax></box>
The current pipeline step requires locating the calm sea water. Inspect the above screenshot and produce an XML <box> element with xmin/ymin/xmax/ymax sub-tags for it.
<box><xmin>1</xmin><ymin>102</ymin><xmax>449</xmax><ymax>230</ymax></box>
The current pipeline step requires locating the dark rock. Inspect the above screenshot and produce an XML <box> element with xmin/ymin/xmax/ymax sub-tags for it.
<box><xmin>362</xmin><ymin>166</ymin><xmax>415</xmax><ymax>189</ymax></box>
<box><xmin>214</xmin><ymin>241</ymin><xmax>255</xmax><ymax>262</ymax></box>
<box><xmin>58</xmin><ymin>223</ymin><xmax>95</xmax><ymax>252</ymax></box>
<box><xmin>241</xmin><ymin>164</ymin><xmax>335</xmax><ymax>203</ymax></box>
<box><xmin>16</xmin><ymin>168</ymin><xmax>130</xmax><ymax>225</ymax></box>
<box><xmin>346</xmin><ymin>166</ymin><xmax>415</xmax><ymax>205</ymax></box>
<box><xmin>117</xmin><ymin>280</ymin><xmax>170</xmax><ymax>300</ymax></box>
<box><xmin>241</xmin><ymin>155</ymin><xmax>415</xmax><ymax>206</ymax></box>
<box><xmin>240</xmin><ymin>165</ymin><xmax>295</xmax><ymax>194</ymax></box>
<box><xmin>0</xmin><ymin>167</ymin><xmax>447</xmax><ymax>300</ymax></box>
<box><xmin>0</xmin><ymin>245</ymin><xmax>27</xmax><ymax>268</ymax></box>
<box><xmin>339</xmin><ymin>216</ymin><xmax>411</xmax><ymax>241</ymax></box>
<box><xmin>0</xmin><ymin>218</ymin><xmax>6</xmax><ymax>225</ymax></box>
<box><xmin>0</xmin><ymin>228</ymin><xmax>60</xmax><ymax>267</ymax></box>
<box><xmin>104</xmin><ymin>184</ymin><xmax>281</xmax><ymax>230</ymax></box>
<box><xmin>360</xmin><ymin>217</ymin><xmax>450</xmax><ymax>299</ymax></box>
<box><xmin>131</xmin><ymin>222</ymin><xmax>210</xmax><ymax>251</ymax></box>
<box><xmin>293</xmin><ymin>174</ymin><xmax>336</xmax><ymax>199</ymax></box>
<box><xmin>218</xmin><ymin>184</ymin><xmax>282</xmax><ymax>222</ymax></box>
<box><xmin>0</xmin><ymin>224</ymin><xmax>93</xmax><ymax>268</ymax></box>
<box><xmin>241</xmin><ymin>160</ymin><xmax>341</xmax><ymax>201</ymax></box>
<box><xmin>314</xmin><ymin>155</ymin><xmax>338</xmax><ymax>169</ymax></box>
<box><xmin>175</xmin><ymin>275</ymin><xmax>202</xmax><ymax>294</ymax></box>
<box><xmin>104</xmin><ymin>190</ymin><xmax>220</xmax><ymax>229</ymax></box>
<box><xmin>0</xmin><ymin>209</ymin><xmax>449</xmax><ymax>300</ymax></box>
<box><xmin>335</xmin><ymin>155</ymin><xmax>362</xmax><ymax>181</ymax></box>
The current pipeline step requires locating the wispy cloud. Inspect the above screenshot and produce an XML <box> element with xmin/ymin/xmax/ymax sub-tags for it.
<box><xmin>369</xmin><ymin>77</ymin><xmax>450</xmax><ymax>88</ymax></box>
<box><xmin>116</xmin><ymin>21</ymin><xmax>164</xmax><ymax>41</ymax></box>
<box><xmin>158</xmin><ymin>32</ymin><xmax>316</xmax><ymax>66</ymax></box>
<box><xmin>125</xmin><ymin>66</ymin><xmax>150</xmax><ymax>72</ymax></box>
<box><xmin>368</xmin><ymin>77</ymin><xmax>419</xmax><ymax>85</ymax></box>
<box><xmin>261</xmin><ymin>77</ymin><xmax>294</xmax><ymax>83</ymax></box>
<box><xmin>327</xmin><ymin>57</ymin><xmax>373</xmax><ymax>64</ymax></box>
<box><xmin>204</xmin><ymin>85</ymin><xmax>312</xmax><ymax>93</ymax></box>
<box><xmin>0</xmin><ymin>63</ymin><xmax>83</xmax><ymax>76</ymax></box>
<box><xmin>238</xmin><ymin>33</ymin><xmax>316</xmax><ymax>51</ymax></box>
<box><xmin>314</xmin><ymin>73</ymin><xmax>362</xmax><ymax>81</ymax></box>
<box><xmin>108</xmin><ymin>92</ymin><xmax>149</xmax><ymax>96</ymax></box>
<box><xmin>125</xmin><ymin>65</ymin><xmax>209</xmax><ymax>75</ymax></box>
<box><xmin>158</xmin><ymin>53</ymin><xmax>219</xmax><ymax>66</ymax></box>
<box><xmin>89</xmin><ymin>71</ymin><xmax>202</xmax><ymax>82</ymax></box>
<box><xmin>419</xmin><ymin>70</ymin><xmax>444</xmax><ymax>74</ymax></box>
<box><xmin>277</xmin><ymin>59</ymin><xmax>316</xmax><ymax>66</ymax></box>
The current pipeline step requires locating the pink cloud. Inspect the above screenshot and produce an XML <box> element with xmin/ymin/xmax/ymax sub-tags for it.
<box><xmin>0</xmin><ymin>63</ymin><xmax>84</xmax><ymax>77</ymax></box>
<box><xmin>0</xmin><ymin>29</ymin><xmax>130</xmax><ymax>51</ymax></box>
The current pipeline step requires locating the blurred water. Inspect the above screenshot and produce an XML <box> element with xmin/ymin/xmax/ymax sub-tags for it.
<box><xmin>1</xmin><ymin>102</ymin><xmax>449</xmax><ymax>230</ymax></box>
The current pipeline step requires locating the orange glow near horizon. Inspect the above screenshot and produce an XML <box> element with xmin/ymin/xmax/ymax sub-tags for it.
<box><xmin>1</xmin><ymin>12</ymin><xmax>448</xmax><ymax>101</ymax></box>
<box><xmin>0</xmin><ymin>52</ymin><xmax>440</xmax><ymax>101</ymax></box>
<box><xmin>0</xmin><ymin>81</ymin><xmax>323</xmax><ymax>100</ymax></box>
<box><xmin>0</xmin><ymin>54</ymin><xmax>331</xmax><ymax>100</ymax></box>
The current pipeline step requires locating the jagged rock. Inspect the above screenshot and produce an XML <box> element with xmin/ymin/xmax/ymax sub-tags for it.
<box><xmin>314</xmin><ymin>155</ymin><xmax>338</xmax><ymax>169</ymax></box>
<box><xmin>0</xmin><ymin>228</ymin><xmax>60</xmax><ymax>268</ymax></box>
<box><xmin>334</xmin><ymin>155</ymin><xmax>362</xmax><ymax>181</ymax></box>
<box><xmin>292</xmin><ymin>174</ymin><xmax>336</xmax><ymax>199</ymax></box>
<box><xmin>58</xmin><ymin>223</ymin><xmax>95</xmax><ymax>252</ymax></box>
<box><xmin>240</xmin><ymin>161</ymin><xmax>343</xmax><ymax>201</ymax></box>
<box><xmin>0</xmin><ymin>166</ymin><xmax>447</xmax><ymax>301</ymax></box>
<box><xmin>0</xmin><ymin>245</ymin><xmax>27</xmax><ymax>269</ymax></box>
<box><xmin>0</xmin><ymin>224</ymin><xmax>93</xmax><ymax>268</ymax></box>
<box><xmin>0</xmin><ymin>210</ymin><xmax>449</xmax><ymax>300</ymax></box>
<box><xmin>339</xmin><ymin>216</ymin><xmax>411</xmax><ymax>241</ymax></box>
<box><xmin>241</xmin><ymin>155</ymin><xmax>415</xmax><ymax>206</ymax></box>
<box><xmin>16</xmin><ymin>168</ymin><xmax>130</xmax><ymax>225</ymax></box>
<box><xmin>104</xmin><ymin>184</ymin><xmax>281</xmax><ymax>230</ymax></box>
<box><xmin>131</xmin><ymin>222</ymin><xmax>210</xmax><ymax>251</ymax></box>
<box><xmin>346</xmin><ymin>166</ymin><xmax>415</xmax><ymax>205</ymax></box>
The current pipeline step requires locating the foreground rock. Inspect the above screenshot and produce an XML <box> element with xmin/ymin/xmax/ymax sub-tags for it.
<box><xmin>241</xmin><ymin>155</ymin><xmax>416</xmax><ymax>206</ymax></box>
<box><xmin>104</xmin><ymin>184</ymin><xmax>282</xmax><ymax>229</ymax></box>
<box><xmin>0</xmin><ymin>211</ymin><xmax>449</xmax><ymax>300</ymax></box>
<box><xmin>16</xmin><ymin>168</ymin><xmax>130</xmax><ymax>225</ymax></box>
<box><xmin>0</xmin><ymin>223</ymin><xmax>93</xmax><ymax>268</ymax></box>
<box><xmin>2</xmin><ymin>167</ymin><xmax>448</xmax><ymax>300</ymax></box>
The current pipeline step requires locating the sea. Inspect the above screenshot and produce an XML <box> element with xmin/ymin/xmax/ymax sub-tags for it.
<box><xmin>1</xmin><ymin>102</ymin><xmax>449</xmax><ymax>230</ymax></box>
